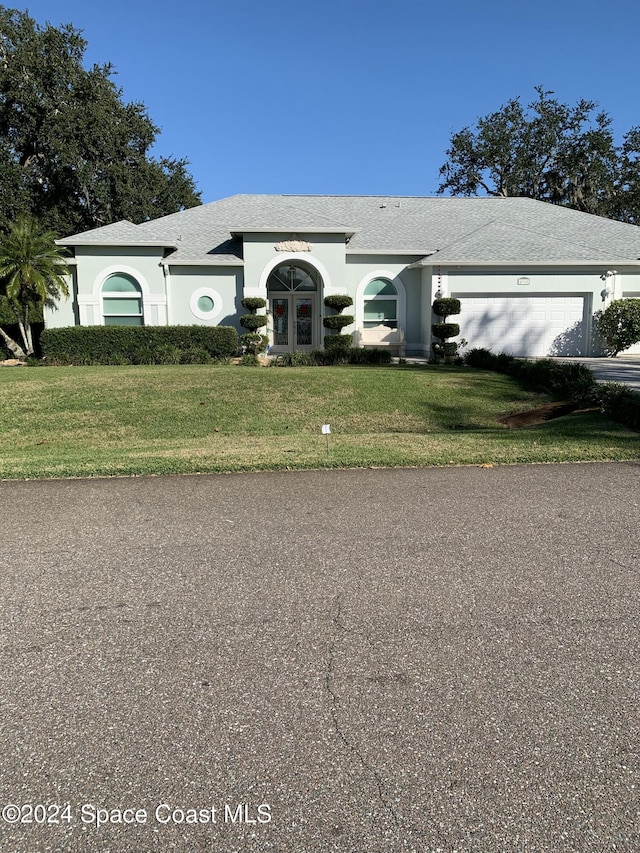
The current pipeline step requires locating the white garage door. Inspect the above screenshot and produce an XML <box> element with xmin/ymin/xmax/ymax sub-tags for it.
<box><xmin>453</xmin><ymin>294</ymin><xmax>588</xmax><ymax>357</ymax></box>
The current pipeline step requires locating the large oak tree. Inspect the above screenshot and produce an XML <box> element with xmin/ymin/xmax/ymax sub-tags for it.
<box><xmin>0</xmin><ymin>6</ymin><xmax>201</xmax><ymax>237</ymax></box>
<box><xmin>438</xmin><ymin>87</ymin><xmax>640</xmax><ymax>224</ymax></box>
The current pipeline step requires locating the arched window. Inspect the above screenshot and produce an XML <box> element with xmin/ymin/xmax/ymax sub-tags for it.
<box><xmin>102</xmin><ymin>274</ymin><xmax>144</xmax><ymax>326</ymax></box>
<box><xmin>363</xmin><ymin>278</ymin><xmax>397</xmax><ymax>328</ymax></box>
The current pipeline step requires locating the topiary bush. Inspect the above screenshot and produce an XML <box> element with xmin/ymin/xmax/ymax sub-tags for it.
<box><xmin>431</xmin><ymin>297</ymin><xmax>462</xmax><ymax>361</ymax></box>
<box><xmin>240</xmin><ymin>333</ymin><xmax>269</xmax><ymax>355</ymax></box>
<box><xmin>432</xmin><ymin>297</ymin><xmax>461</xmax><ymax>318</ymax></box>
<box><xmin>431</xmin><ymin>322</ymin><xmax>460</xmax><ymax>340</ymax></box>
<box><xmin>324</xmin><ymin>294</ymin><xmax>353</xmax><ymax>312</ymax></box>
<box><xmin>239</xmin><ymin>314</ymin><xmax>268</xmax><ymax>332</ymax></box>
<box><xmin>597</xmin><ymin>298</ymin><xmax>640</xmax><ymax>355</ymax></box>
<box><xmin>40</xmin><ymin>325</ymin><xmax>238</xmax><ymax>365</ymax></box>
<box><xmin>323</xmin><ymin>314</ymin><xmax>354</xmax><ymax>331</ymax></box>
<box><xmin>241</xmin><ymin>297</ymin><xmax>267</xmax><ymax>312</ymax></box>
<box><xmin>324</xmin><ymin>333</ymin><xmax>353</xmax><ymax>352</ymax></box>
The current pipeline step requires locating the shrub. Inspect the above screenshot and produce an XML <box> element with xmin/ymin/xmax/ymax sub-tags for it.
<box><xmin>40</xmin><ymin>325</ymin><xmax>238</xmax><ymax>365</ymax></box>
<box><xmin>323</xmin><ymin>314</ymin><xmax>354</xmax><ymax>331</ymax></box>
<box><xmin>432</xmin><ymin>341</ymin><xmax>459</xmax><ymax>357</ymax></box>
<box><xmin>239</xmin><ymin>314</ymin><xmax>268</xmax><ymax>332</ymax></box>
<box><xmin>270</xmin><ymin>347</ymin><xmax>392</xmax><ymax>367</ymax></box>
<box><xmin>324</xmin><ymin>333</ymin><xmax>353</xmax><ymax>352</ymax></box>
<box><xmin>432</xmin><ymin>298</ymin><xmax>461</xmax><ymax>318</ymax></box>
<box><xmin>238</xmin><ymin>353</ymin><xmax>260</xmax><ymax>366</ymax></box>
<box><xmin>597</xmin><ymin>299</ymin><xmax>640</xmax><ymax>355</ymax></box>
<box><xmin>180</xmin><ymin>347</ymin><xmax>214</xmax><ymax>364</ymax></box>
<box><xmin>585</xmin><ymin>382</ymin><xmax>640</xmax><ymax>430</ymax></box>
<box><xmin>241</xmin><ymin>297</ymin><xmax>266</xmax><ymax>312</ymax></box>
<box><xmin>240</xmin><ymin>333</ymin><xmax>269</xmax><ymax>355</ymax></box>
<box><xmin>271</xmin><ymin>352</ymin><xmax>316</xmax><ymax>367</ymax></box>
<box><xmin>348</xmin><ymin>347</ymin><xmax>392</xmax><ymax>364</ymax></box>
<box><xmin>324</xmin><ymin>294</ymin><xmax>353</xmax><ymax>312</ymax></box>
<box><xmin>463</xmin><ymin>347</ymin><xmax>497</xmax><ymax>369</ymax></box>
<box><xmin>154</xmin><ymin>344</ymin><xmax>182</xmax><ymax>364</ymax></box>
<box><xmin>432</xmin><ymin>322</ymin><xmax>460</xmax><ymax>340</ymax></box>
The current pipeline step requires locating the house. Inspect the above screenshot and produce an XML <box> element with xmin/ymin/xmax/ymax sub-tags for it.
<box><xmin>46</xmin><ymin>194</ymin><xmax>640</xmax><ymax>357</ymax></box>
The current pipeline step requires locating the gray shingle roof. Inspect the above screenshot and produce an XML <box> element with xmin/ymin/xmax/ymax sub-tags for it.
<box><xmin>59</xmin><ymin>195</ymin><xmax>640</xmax><ymax>265</ymax></box>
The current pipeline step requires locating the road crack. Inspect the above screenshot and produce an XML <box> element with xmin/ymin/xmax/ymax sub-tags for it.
<box><xmin>325</xmin><ymin>596</ymin><xmax>400</xmax><ymax>829</ymax></box>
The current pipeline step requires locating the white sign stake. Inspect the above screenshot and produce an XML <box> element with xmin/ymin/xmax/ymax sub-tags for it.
<box><xmin>322</xmin><ymin>424</ymin><xmax>331</xmax><ymax>455</ymax></box>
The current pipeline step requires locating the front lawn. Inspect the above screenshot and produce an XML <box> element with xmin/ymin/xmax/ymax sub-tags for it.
<box><xmin>0</xmin><ymin>364</ymin><xmax>637</xmax><ymax>479</ymax></box>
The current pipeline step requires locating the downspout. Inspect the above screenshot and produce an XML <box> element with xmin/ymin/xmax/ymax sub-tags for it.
<box><xmin>162</xmin><ymin>262</ymin><xmax>172</xmax><ymax>325</ymax></box>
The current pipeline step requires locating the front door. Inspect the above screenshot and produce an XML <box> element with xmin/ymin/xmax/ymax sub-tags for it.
<box><xmin>271</xmin><ymin>294</ymin><xmax>316</xmax><ymax>351</ymax></box>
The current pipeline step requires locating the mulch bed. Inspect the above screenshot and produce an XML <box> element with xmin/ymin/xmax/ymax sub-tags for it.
<box><xmin>498</xmin><ymin>401</ymin><xmax>599</xmax><ymax>428</ymax></box>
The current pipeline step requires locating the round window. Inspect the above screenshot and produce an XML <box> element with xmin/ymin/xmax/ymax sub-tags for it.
<box><xmin>197</xmin><ymin>295</ymin><xmax>215</xmax><ymax>313</ymax></box>
<box><xmin>190</xmin><ymin>287</ymin><xmax>223</xmax><ymax>321</ymax></box>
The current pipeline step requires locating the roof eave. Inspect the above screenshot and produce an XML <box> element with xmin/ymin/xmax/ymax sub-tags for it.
<box><xmin>57</xmin><ymin>239</ymin><xmax>177</xmax><ymax>250</ymax></box>
<box><xmin>229</xmin><ymin>226</ymin><xmax>357</xmax><ymax>238</ymax></box>
<box><xmin>408</xmin><ymin>257</ymin><xmax>640</xmax><ymax>268</ymax></box>
<box><xmin>161</xmin><ymin>258</ymin><xmax>244</xmax><ymax>267</ymax></box>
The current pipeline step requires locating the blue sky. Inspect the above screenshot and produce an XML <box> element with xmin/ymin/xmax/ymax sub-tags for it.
<box><xmin>18</xmin><ymin>0</ymin><xmax>640</xmax><ymax>203</ymax></box>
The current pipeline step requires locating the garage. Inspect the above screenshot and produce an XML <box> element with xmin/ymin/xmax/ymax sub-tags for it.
<box><xmin>452</xmin><ymin>293</ymin><xmax>590</xmax><ymax>357</ymax></box>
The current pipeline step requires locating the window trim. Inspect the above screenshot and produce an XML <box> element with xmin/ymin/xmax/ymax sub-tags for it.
<box><xmin>190</xmin><ymin>286</ymin><xmax>223</xmax><ymax>321</ymax></box>
<box><xmin>101</xmin><ymin>273</ymin><xmax>144</xmax><ymax>326</ymax></box>
<box><xmin>356</xmin><ymin>271</ymin><xmax>406</xmax><ymax>332</ymax></box>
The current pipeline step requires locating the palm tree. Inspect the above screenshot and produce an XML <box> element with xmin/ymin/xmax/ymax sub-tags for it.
<box><xmin>0</xmin><ymin>216</ymin><xmax>70</xmax><ymax>359</ymax></box>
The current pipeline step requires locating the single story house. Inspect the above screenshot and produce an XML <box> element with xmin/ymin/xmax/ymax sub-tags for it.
<box><xmin>46</xmin><ymin>194</ymin><xmax>640</xmax><ymax>357</ymax></box>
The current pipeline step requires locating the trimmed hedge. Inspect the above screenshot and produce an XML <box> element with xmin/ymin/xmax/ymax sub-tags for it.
<box><xmin>463</xmin><ymin>347</ymin><xmax>640</xmax><ymax>431</ymax></box>
<box><xmin>40</xmin><ymin>325</ymin><xmax>238</xmax><ymax>365</ymax></box>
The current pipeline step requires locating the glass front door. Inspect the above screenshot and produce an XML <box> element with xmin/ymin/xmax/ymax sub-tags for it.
<box><xmin>270</xmin><ymin>294</ymin><xmax>316</xmax><ymax>351</ymax></box>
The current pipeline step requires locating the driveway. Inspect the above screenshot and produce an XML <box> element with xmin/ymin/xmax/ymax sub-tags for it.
<box><xmin>0</xmin><ymin>465</ymin><xmax>638</xmax><ymax>852</ymax></box>
<box><xmin>559</xmin><ymin>355</ymin><xmax>640</xmax><ymax>390</ymax></box>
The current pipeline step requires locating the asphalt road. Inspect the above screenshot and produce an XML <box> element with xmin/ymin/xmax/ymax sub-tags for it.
<box><xmin>0</xmin><ymin>464</ymin><xmax>639</xmax><ymax>853</ymax></box>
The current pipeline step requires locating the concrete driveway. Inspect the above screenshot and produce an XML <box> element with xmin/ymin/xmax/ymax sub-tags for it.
<box><xmin>0</xmin><ymin>465</ymin><xmax>639</xmax><ymax>852</ymax></box>
<box><xmin>559</xmin><ymin>355</ymin><xmax>640</xmax><ymax>390</ymax></box>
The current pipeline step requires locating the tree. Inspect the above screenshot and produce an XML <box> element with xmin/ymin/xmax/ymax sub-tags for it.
<box><xmin>0</xmin><ymin>6</ymin><xmax>201</xmax><ymax>237</ymax></box>
<box><xmin>0</xmin><ymin>216</ymin><xmax>70</xmax><ymax>358</ymax></box>
<box><xmin>597</xmin><ymin>299</ymin><xmax>640</xmax><ymax>356</ymax></box>
<box><xmin>438</xmin><ymin>87</ymin><xmax>640</xmax><ymax>222</ymax></box>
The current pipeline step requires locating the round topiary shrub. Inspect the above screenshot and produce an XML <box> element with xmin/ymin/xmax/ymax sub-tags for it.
<box><xmin>324</xmin><ymin>294</ymin><xmax>354</xmax><ymax>312</ymax></box>
<box><xmin>432</xmin><ymin>322</ymin><xmax>460</xmax><ymax>340</ymax></box>
<box><xmin>323</xmin><ymin>314</ymin><xmax>354</xmax><ymax>331</ymax></box>
<box><xmin>597</xmin><ymin>298</ymin><xmax>640</xmax><ymax>355</ymax></box>
<box><xmin>239</xmin><ymin>314</ymin><xmax>268</xmax><ymax>332</ymax></box>
<box><xmin>241</xmin><ymin>297</ymin><xmax>267</xmax><ymax>312</ymax></box>
<box><xmin>432</xmin><ymin>297</ymin><xmax>461</xmax><ymax>318</ymax></box>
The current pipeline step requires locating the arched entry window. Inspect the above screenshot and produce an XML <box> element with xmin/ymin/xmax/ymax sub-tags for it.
<box><xmin>363</xmin><ymin>278</ymin><xmax>398</xmax><ymax>328</ymax></box>
<box><xmin>267</xmin><ymin>262</ymin><xmax>321</xmax><ymax>351</ymax></box>
<box><xmin>102</xmin><ymin>274</ymin><xmax>144</xmax><ymax>325</ymax></box>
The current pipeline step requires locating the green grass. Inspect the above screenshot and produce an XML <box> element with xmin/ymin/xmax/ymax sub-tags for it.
<box><xmin>0</xmin><ymin>363</ymin><xmax>638</xmax><ymax>479</ymax></box>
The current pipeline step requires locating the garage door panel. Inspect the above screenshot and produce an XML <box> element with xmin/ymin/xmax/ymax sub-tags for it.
<box><xmin>453</xmin><ymin>294</ymin><xmax>588</xmax><ymax>357</ymax></box>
